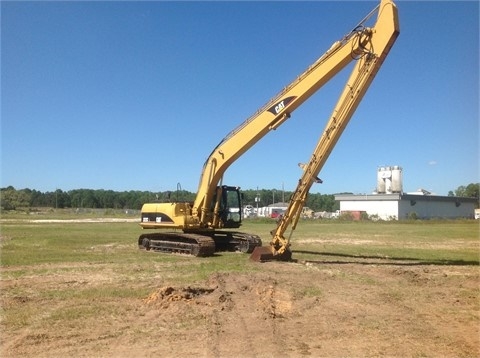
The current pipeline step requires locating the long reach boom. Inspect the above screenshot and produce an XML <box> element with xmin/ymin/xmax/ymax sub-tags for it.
<box><xmin>252</xmin><ymin>0</ymin><xmax>400</xmax><ymax>261</ymax></box>
<box><xmin>194</xmin><ymin>0</ymin><xmax>399</xmax><ymax>230</ymax></box>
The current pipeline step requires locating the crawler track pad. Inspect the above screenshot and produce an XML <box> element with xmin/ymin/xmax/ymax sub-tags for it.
<box><xmin>249</xmin><ymin>246</ymin><xmax>292</xmax><ymax>262</ymax></box>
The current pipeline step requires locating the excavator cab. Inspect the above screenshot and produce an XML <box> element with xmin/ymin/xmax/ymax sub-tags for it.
<box><xmin>212</xmin><ymin>185</ymin><xmax>242</xmax><ymax>229</ymax></box>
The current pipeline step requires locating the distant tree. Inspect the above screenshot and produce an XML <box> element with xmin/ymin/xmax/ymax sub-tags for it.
<box><xmin>452</xmin><ymin>183</ymin><xmax>480</xmax><ymax>208</ymax></box>
<box><xmin>454</xmin><ymin>183</ymin><xmax>479</xmax><ymax>199</ymax></box>
<box><xmin>306</xmin><ymin>193</ymin><xmax>337</xmax><ymax>212</ymax></box>
<box><xmin>240</xmin><ymin>189</ymin><xmax>339</xmax><ymax>212</ymax></box>
<box><xmin>0</xmin><ymin>187</ymin><xmax>31</xmax><ymax>210</ymax></box>
<box><xmin>51</xmin><ymin>189</ymin><xmax>70</xmax><ymax>208</ymax></box>
<box><xmin>29</xmin><ymin>189</ymin><xmax>45</xmax><ymax>206</ymax></box>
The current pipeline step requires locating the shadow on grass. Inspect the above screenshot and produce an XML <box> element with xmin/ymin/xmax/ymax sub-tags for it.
<box><xmin>292</xmin><ymin>250</ymin><xmax>480</xmax><ymax>266</ymax></box>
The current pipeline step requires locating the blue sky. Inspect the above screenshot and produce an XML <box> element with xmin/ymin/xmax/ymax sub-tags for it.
<box><xmin>2</xmin><ymin>1</ymin><xmax>478</xmax><ymax>196</ymax></box>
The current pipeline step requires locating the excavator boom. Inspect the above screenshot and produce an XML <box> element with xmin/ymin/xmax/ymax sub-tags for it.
<box><xmin>194</xmin><ymin>0</ymin><xmax>399</xmax><ymax>230</ymax></box>
<box><xmin>251</xmin><ymin>0</ymin><xmax>399</xmax><ymax>261</ymax></box>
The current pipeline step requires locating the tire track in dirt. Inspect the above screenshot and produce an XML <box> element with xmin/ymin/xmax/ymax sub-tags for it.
<box><xmin>205</xmin><ymin>273</ymin><xmax>293</xmax><ymax>357</ymax></box>
<box><xmin>203</xmin><ymin>273</ymin><xmax>227</xmax><ymax>358</ymax></box>
<box><xmin>143</xmin><ymin>272</ymin><xmax>294</xmax><ymax>357</ymax></box>
<box><xmin>203</xmin><ymin>273</ymin><xmax>266</xmax><ymax>358</ymax></box>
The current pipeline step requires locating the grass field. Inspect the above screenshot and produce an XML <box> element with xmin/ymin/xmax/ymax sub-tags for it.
<box><xmin>2</xmin><ymin>215</ymin><xmax>478</xmax><ymax>267</ymax></box>
<box><xmin>1</xmin><ymin>214</ymin><xmax>479</xmax><ymax>357</ymax></box>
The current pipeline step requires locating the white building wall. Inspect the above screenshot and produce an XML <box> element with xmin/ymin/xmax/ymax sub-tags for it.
<box><xmin>337</xmin><ymin>195</ymin><xmax>476</xmax><ymax>220</ymax></box>
<box><xmin>256</xmin><ymin>205</ymin><xmax>287</xmax><ymax>218</ymax></box>
<box><xmin>399</xmin><ymin>199</ymin><xmax>475</xmax><ymax>219</ymax></box>
<box><xmin>340</xmin><ymin>200</ymin><xmax>399</xmax><ymax>220</ymax></box>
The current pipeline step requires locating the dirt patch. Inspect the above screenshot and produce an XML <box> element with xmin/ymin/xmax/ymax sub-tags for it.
<box><xmin>1</xmin><ymin>261</ymin><xmax>479</xmax><ymax>357</ymax></box>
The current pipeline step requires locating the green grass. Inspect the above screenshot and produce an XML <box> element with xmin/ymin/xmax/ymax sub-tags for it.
<box><xmin>1</xmin><ymin>207</ymin><xmax>138</xmax><ymax>220</ymax></box>
<box><xmin>1</xmin><ymin>222</ymin><xmax>138</xmax><ymax>266</ymax></box>
<box><xmin>2</xmin><ymin>218</ymin><xmax>479</xmax><ymax>267</ymax></box>
<box><xmin>243</xmin><ymin>219</ymin><xmax>479</xmax><ymax>265</ymax></box>
<box><xmin>1</xmin><ymin>216</ymin><xmax>479</xmax><ymax>343</ymax></box>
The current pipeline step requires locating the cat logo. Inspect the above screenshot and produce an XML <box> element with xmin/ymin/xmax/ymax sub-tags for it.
<box><xmin>267</xmin><ymin>96</ymin><xmax>296</xmax><ymax>115</ymax></box>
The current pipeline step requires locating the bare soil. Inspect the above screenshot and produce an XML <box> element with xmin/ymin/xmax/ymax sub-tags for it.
<box><xmin>2</xmin><ymin>258</ymin><xmax>479</xmax><ymax>358</ymax></box>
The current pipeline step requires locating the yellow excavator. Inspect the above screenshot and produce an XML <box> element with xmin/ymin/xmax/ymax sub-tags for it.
<box><xmin>138</xmin><ymin>0</ymin><xmax>400</xmax><ymax>260</ymax></box>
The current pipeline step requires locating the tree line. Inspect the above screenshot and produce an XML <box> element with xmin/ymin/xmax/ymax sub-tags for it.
<box><xmin>448</xmin><ymin>183</ymin><xmax>479</xmax><ymax>200</ymax></box>
<box><xmin>0</xmin><ymin>186</ymin><xmax>339</xmax><ymax>212</ymax></box>
<box><xmin>2</xmin><ymin>183</ymin><xmax>477</xmax><ymax>212</ymax></box>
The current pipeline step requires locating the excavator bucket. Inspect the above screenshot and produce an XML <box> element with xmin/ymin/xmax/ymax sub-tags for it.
<box><xmin>249</xmin><ymin>246</ymin><xmax>292</xmax><ymax>262</ymax></box>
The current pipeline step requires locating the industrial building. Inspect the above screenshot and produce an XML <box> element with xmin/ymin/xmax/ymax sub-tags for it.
<box><xmin>335</xmin><ymin>166</ymin><xmax>478</xmax><ymax>220</ymax></box>
<box><xmin>246</xmin><ymin>203</ymin><xmax>288</xmax><ymax>218</ymax></box>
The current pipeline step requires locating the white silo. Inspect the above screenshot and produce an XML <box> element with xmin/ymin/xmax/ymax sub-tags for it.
<box><xmin>377</xmin><ymin>167</ymin><xmax>386</xmax><ymax>193</ymax></box>
<box><xmin>384</xmin><ymin>166</ymin><xmax>392</xmax><ymax>194</ymax></box>
<box><xmin>377</xmin><ymin>166</ymin><xmax>402</xmax><ymax>194</ymax></box>
<box><xmin>391</xmin><ymin>166</ymin><xmax>403</xmax><ymax>193</ymax></box>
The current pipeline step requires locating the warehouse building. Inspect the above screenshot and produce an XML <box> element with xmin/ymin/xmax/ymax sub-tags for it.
<box><xmin>335</xmin><ymin>193</ymin><xmax>477</xmax><ymax>220</ymax></box>
<box><xmin>335</xmin><ymin>166</ymin><xmax>478</xmax><ymax>220</ymax></box>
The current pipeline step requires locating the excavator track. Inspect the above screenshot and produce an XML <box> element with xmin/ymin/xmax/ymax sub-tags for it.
<box><xmin>138</xmin><ymin>232</ymin><xmax>216</xmax><ymax>257</ymax></box>
<box><xmin>210</xmin><ymin>231</ymin><xmax>262</xmax><ymax>254</ymax></box>
<box><xmin>138</xmin><ymin>231</ymin><xmax>262</xmax><ymax>257</ymax></box>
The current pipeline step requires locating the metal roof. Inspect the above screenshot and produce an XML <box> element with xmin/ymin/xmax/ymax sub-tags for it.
<box><xmin>335</xmin><ymin>193</ymin><xmax>478</xmax><ymax>204</ymax></box>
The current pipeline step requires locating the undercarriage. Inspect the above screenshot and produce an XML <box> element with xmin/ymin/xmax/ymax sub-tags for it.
<box><xmin>138</xmin><ymin>230</ymin><xmax>262</xmax><ymax>257</ymax></box>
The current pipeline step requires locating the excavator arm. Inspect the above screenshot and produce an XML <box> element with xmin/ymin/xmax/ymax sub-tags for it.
<box><xmin>251</xmin><ymin>0</ymin><xmax>399</xmax><ymax>261</ymax></box>
<box><xmin>193</xmin><ymin>0</ymin><xmax>399</xmax><ymax>231</ymax></box>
